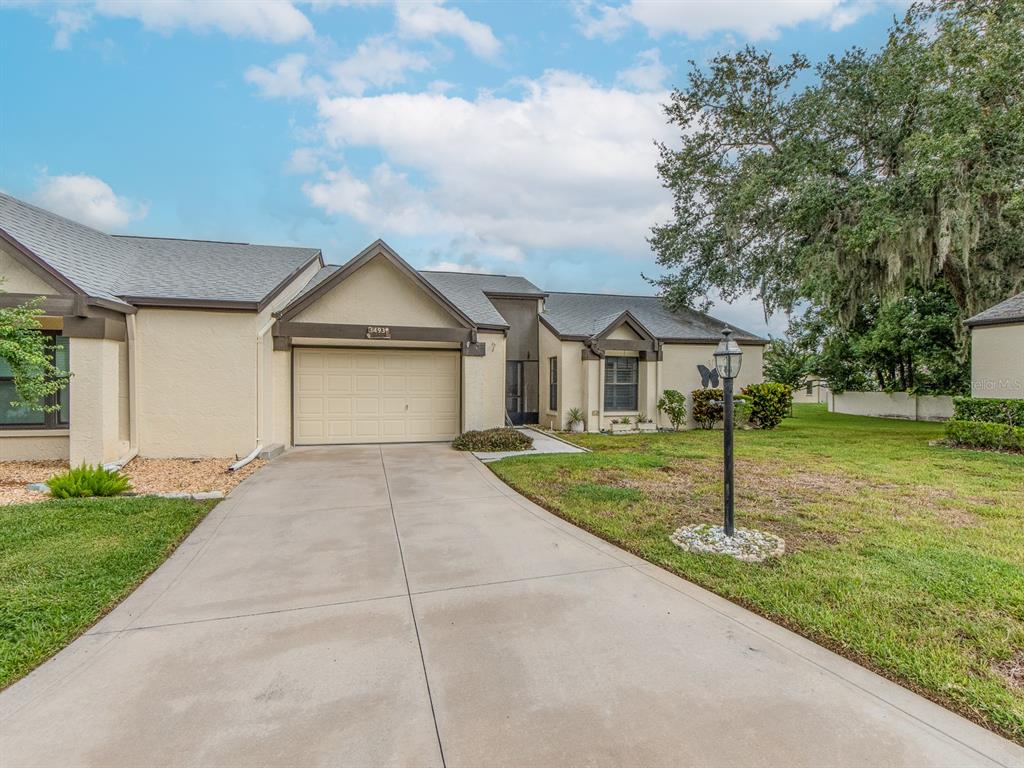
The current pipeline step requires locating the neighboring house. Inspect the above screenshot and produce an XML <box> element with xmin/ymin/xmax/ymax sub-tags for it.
<box><xmin>0</xmin><ymin>192</ymin><xmax>765</xmax><ymax>465</ymax></box>
<box><xmin>966</xmin><ymin>291</ymin><xmax>1024</xmax><ymax>400</ymax></box>
<box><xmin>791</xmin><ymin>375</ymin><xmax>829</xmax><ymax>405</ymax></box>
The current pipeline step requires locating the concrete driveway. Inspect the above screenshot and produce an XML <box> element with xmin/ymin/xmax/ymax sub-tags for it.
<box><xmin>1</xmin><ymin>445</ymin><xmax>1020</xmax><ymax>768</ymax></box>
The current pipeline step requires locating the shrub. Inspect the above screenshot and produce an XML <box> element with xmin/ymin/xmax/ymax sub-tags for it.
<box><xmin>691</xmin><ymin>388</ymin><xmax>723</xmax><ymax>429</ymax></box>
<box><xmin>953</xmin><ymin>397</ymin><xmax>1024</xmax><ymax>426</ymax></box>
<box><xmin>742</xmin><ymin>382</ymin><xmax>792</xmax><ymax>430</ymax></box>
<box><xmin>566</xmin><ymin>407</ymin><xmax>585</xmax><ymax>428</ymax></box>
<box><xmin>452</xmin><ymin>428</ymin><xmax>533</xmax><ymax>452</ymax></box>
<box><xmin>944</xmin><ymin>419</ymin><xmax>1024</xmax><ymax>452</ymax></box>
<box><xmin>47</xmin><ymin>464</ymin><xmax>132</xmax><ymax>499</ymax></box>
<box><xmin>657</xmin><ymin>389</ymin><xmax>687</xmax><ymax>430</ymax></box>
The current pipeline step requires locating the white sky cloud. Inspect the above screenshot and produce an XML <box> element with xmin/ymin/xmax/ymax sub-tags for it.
<box><xmin>577</xmin><ymin>0</ymin><xmax>867</xmax><ymax>41</ymax></box>
<box><xmin>302</xmin><ymin>71</ymin><xmax>674</xmax><ymax>259</ymax></box>
<box><xmin>395</xmin><ymin>0</ymin><xmax>500</xmax><ymax>59</ymax></box>
<box><xmin>33</xmin><ymin>173</ymin><xmax>148</xmax><ymax>230</ymax></box>
<box><xmin>329</xmin><ymin>37</ymin><xmax>431</xmax><ymax>95</ymax></box>
<box><xmin>46</xmin><ymin>0</ymin><xmax>314</xmax><ymax>48</ymax></box>
<box><xmin>615</xmin><ymin>48</ymin><xmax>670</xmax><ymax>91</ymax></box>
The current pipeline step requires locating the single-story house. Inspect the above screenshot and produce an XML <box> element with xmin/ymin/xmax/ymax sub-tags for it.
<box><xmin>966</xmin><ymin>291</ymin><xmax>1024</xmax><ymax>400</ymax></box>
<box><xmin>0</xmin><ymin>192</ymin><xmax>765</xmax><ymax>466</ymax></box>
<box><xmin>791</xmin><ymin>375</ymin><xmax>829</xmax><ymax>405</ymax></box>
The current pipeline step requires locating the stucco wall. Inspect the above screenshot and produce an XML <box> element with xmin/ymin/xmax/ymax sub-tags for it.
<box><xmin>0</xmin><ymin>433</ymin><xmax>69</xmax><ymax>460</ymax></box>
<box><xmin>971</xmin><ymin>324</ymin><xmax>1024</xmax><ymax>400</ymax></box>
<box><xmin>828</xmin><ymin>391</ymin><xmax>954</xmax><ymax>421</ymax></box>
<box><xmin>0</xmin><ymin>242</ymin><xmax>58</xmax><ymax>294</ymax></box>
<box><xmin>294</xmin><ymin>256</ymin><xmax>460</xmax><ymax>328</ymax></box>
<box><xmin>462</xmin><ymin>332</ymin><xmax>506</xmax><ymax>431</ymax></box>
<box><xmin>134</xmin><ymin>309</ymin><xmax>259</xmax><ymax>458</ymax></box>
<box><xmin>69</xmin><ymin>337</ymin><xmax>128</xmax><ymax>464</ymax></box>
<box><xmin>660</xmin><ymin>343</ymin><xmax>764</xmax><ymax>429</ymax></box>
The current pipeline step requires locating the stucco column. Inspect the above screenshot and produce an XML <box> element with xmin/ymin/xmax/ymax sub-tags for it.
<box><xmin>69</xmin><ymin>337</ymin><xmax>125</xmax><ymax>466</ymax></box>
<box><xmin>583</xmin><ymin>357</ymin><xmax>601</xmax><ymax>432</ymax></box>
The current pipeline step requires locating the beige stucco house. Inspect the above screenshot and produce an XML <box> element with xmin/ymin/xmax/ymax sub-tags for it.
<box><xmin>0</xmin><ymin>192</ymin><xmax>765</xmax><ymax>466</ymax></box>
<box><xmin>967</xmin><ymin>291</ymin><xmax>1024</xmax><ymax>400</ymax></box>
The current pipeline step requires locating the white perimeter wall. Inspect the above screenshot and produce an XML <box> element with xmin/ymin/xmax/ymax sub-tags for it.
<box><xmin>828</xmin><ymin>391</ymin><xmax>954</xmax><ymax>421</ymax></box>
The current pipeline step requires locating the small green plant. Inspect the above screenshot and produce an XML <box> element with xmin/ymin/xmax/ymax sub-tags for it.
<box><xmin>657</xmin><ymin>389</ymin><xmax>687</xmax><ymax>430</ymax></box>
<box><xmin>452</xmin><ymin>428</ymin><xmax>533</xmax><ymax>452</ymax></box>
<box><xmin>637</xmin><ymin>413</ymin><xmax>651</xmax><ymax>423</ymax></box>
<box><xmin>741</xmin><ymin>382</ymin><xmax>792</xmax><ymax>429</ymax></box>
<box><xmin>47</xmin><ymin>465</ymin><xmax>132</xmax><ymax>499</ymax></box>
<box><xmin>566</xmin><ymin>407</ymin><xmax>585</xmax><ymax>428</ymax></box>
<box><xmin>691</xmin><ymin>388</ymin><xmax>723</xmax><ymax>429</ymax></box>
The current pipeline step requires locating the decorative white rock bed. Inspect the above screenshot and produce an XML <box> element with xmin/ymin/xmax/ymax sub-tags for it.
<box><xmin>671</xmin><ymin>523</ymin><xmax>785</xmax><ymax>562</ymax></box>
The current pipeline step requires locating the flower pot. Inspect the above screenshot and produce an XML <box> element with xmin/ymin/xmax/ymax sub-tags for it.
<box><xmin>610</xmin><ymin>422</ymin><xmax>637</xmax><ymax>434</ymax></box>
<box><xmin>637</xmin><ymin>422</ymin><xmax>657</xmax><ymax>433</ymax></box>
<box><xmin>570</xmin><ymin>420</ymin><xmax>585</xmax><ymax>433</ymax></box>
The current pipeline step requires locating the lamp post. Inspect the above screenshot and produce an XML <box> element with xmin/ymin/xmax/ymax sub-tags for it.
<box><xmin>713</xmin><ymin>327</ymin><xmax>743</xmax><ymax>537</ymax></box>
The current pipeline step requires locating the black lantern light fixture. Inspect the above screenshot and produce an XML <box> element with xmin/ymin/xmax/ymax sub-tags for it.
<box><xmin>713</xmin><ymin>328</ymin><xmax>743</xmax><ymax>536</ymax></box>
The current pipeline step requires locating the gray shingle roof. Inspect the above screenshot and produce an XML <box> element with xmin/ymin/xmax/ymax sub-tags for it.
<box><xmin>113</xmin><ymin>237</ymin><xmax>320</xmax><ymax>305</ymax></box>
<box><xmin>0</xmin><ymin>192</ymin><xmax>136</xmax><ymax>304</ymax></box>
<box><xmin>420</xmin><ymin>271</ymin><xmax>545</xmax><ymax>328</ymax></box>
<box><xmin>0</xmin><ymin>192</ymin><xmax>320</xmax><ymax>308</ymax></box>
<box><xmin>541</xmin><ymin>292</ymin><xmax>766</xmax><ymax>343</ymax></box>
<box><xmin>966</xmin><ymin>291</ymin><xmax>1024</xmax><ymax>327</ymax></box>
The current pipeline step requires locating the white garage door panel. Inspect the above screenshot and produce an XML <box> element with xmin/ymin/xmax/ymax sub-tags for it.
<box><xmin>294</xmin><ymin>348</ymin><xmax>460</xmax><ymax>445</ymax></box>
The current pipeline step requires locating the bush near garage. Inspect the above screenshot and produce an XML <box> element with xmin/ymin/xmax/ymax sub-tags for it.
<box><xmin>452</xmin><ymin>428</ymin><xmax>534</xmax><ymax>452</ymax></box>
<box><xmin>952</xmin><ymin>397</ymin><xmax>1024</xmax><ymax>426</ymax></box>
<box><xmin>741</xmin><ymin>382</ymin><xmax>792</xmax><ymax>430</ymax></box>
<box><xmin>944</xmin><ymin>419</ymin><xmax>1024</xmax><ymax>453</ymax></box>
<box><xmin>47</xmin><ymin>464</ymin><xmax>132</xmax><ymax>499</ymax></box>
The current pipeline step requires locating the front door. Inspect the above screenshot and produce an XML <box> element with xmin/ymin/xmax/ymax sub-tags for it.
<box><xmin>506</xmin><ymin>360</ymin><xmax>524</xmax><ymax>424</ymax></box>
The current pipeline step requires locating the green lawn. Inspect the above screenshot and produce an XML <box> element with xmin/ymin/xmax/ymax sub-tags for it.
<box><xmin>490</xmin><ymin>405</ymin><xmax>1024</xmax><ymax>743</ymax></box>
<box><xmin>0</xmin><ymin>496</ymin><xmax>215</xmax><ymax>688</ymax></box>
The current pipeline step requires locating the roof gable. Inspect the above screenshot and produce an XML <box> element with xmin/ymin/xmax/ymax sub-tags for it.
<box><xmin>279</xmin><ymin>240</ymin><xmax>474</xmax><ymax>328</ymax></box>
<box><xmin>593</xmin><ymin>310</ymin><xmax>657</xmax><ymax>343</ymax></box>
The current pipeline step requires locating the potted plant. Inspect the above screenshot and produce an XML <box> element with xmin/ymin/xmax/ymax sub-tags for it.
<box><xmin>566</xmin><ymin>407</ymin><xmax>585</xmax><ymax>433</ymax></box>
<box><xmin>610</xmin><ymin>416</ymin><xmax>636</xmax><ymax>434</ymax></box>
<box><xmin>636</xmin><ymin>413</ymin><xmax>657</xmax><ymax>432</ymax></box>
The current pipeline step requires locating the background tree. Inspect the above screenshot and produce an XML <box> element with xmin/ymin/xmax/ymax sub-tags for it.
<box><xmin>0</xmin><ymin>291</ymin><xmax>70</xmax><ymax>412</ymax></box>
<box><xmin>762</xmin><ymin>336</ymin><xmax>810</xmax><ymax>390</ymax></box>
<box><xmin>652</xmin><ymin>0</ymin><xmax>1024</xmax><ymax>332</ymax></box>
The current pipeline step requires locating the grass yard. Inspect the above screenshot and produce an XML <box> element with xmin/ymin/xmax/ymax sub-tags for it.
<box><xmin>0</xmin><ymin>496</ymin><xmax>215</xmax><ymax>689</ymax></box>
<box><xmin>490</xmin><ymin>405</ymin><xmax>1024</xmax><ymax>743</ymax></box>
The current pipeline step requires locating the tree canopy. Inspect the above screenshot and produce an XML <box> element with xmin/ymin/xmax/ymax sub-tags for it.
<box><xmin>0</xmin><ymin>294</ymin><xmax>70</xmax><ymax>412</ymax></box>
<box><xmin>651</xmin><ymin>0</ymin><xmax>1024</xmax><ymax>330</ymax></box>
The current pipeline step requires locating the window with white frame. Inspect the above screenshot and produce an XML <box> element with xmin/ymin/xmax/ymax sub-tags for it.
<box><xmin>603</xmin><ymin>356</ymin><xmax>637</xmax><ymax>411</ymax></box>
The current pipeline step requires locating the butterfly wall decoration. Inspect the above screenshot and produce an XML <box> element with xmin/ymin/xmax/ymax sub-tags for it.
<box><xmin>697</xmin><ymin>363</ymin><xmax>720</xmax><ymax>389</ymax></box>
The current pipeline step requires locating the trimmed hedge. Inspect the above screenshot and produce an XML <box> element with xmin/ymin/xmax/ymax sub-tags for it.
<box><xmin>953</xmin><ymin>397</ymin><xmax>1024</xmax><ymax>426</ymax></box>
<box><xmin>452</xmin><ymin>428</ymin><xmax>533</xmax><ymax>452</ymax></box>
<box><xmin>741</xmin><ymin>382</ymin><xmax>791</xmax><ymax>430</ymax></box>
<box><xmin>944</xmin><ymin>419</ymin><xmax>1024</xmax><ymax>453</ymax></box>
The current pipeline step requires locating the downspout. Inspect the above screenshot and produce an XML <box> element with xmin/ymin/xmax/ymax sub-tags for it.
<box><xmin>229</xmin><ymin>315</ymin><xmax>276</xmax><ymax>472</ymax></box>
<box><xmin>104</xmin><ymin>314</ymin><xmax>139</xmax><ymax>472</ymax></box>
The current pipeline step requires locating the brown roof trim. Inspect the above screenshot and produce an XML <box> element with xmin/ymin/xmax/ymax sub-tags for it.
<box><xmin>87</xmin><ymin>296</ymin><xmax>137</xmax><ymax>314</ymax></box>
<box><xmin>278</xmin><ymin>239</ymin><xmax>476</xmax><ymax>329</ymax></box>
<box><xmin>120</xmin><ymin>296</ymin><xmax>260</xmax><ymax>311</ymax></box>
<box><xmin>483</xmin><ymin>290</ymin><xmax>549</xmax><ymax>300</ymax></box>
<box><xmin>256</xmin><ymin>250</ymin><xmax>324</xmax><ymax>312</ymax></box>
<box><xmin>591</xmin><ymin>309</ymin><xmax>657</xmax><ymax>343</ymax></box>
<box><xmin>0</xmin><ymin>227</ymin><xmax>85</xmax><ymax>297</ymax></box>
<box><xmin>965</xmin><ymin>316</ymin><xmax>1024</xmax><ymax>329</ymax></box>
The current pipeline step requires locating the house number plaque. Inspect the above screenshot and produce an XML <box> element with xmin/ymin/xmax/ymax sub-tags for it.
<box><xmin>366</xmin><ymin>326</ymin><xmax>391</xmax><ymax>339</ymax></box>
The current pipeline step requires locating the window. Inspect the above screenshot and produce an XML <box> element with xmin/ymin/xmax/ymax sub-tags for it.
<box><xmin>604</xmin><ymin>356</ymin><xmax>638</xmax><ymax>411</ymax></box>
<box><xmin>548</xmin><ymin>356</ymin><xmax>558</xmax><ymax>411</ymax></box>
<box><xmin>0</xmin><ymin>333</ymin><xmax>70</xmax><ymax>429</ymax></box>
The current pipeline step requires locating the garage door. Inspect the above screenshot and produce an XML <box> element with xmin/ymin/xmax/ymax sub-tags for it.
<box><xmin>293</xmin><ymin>348</ymin><xmax>460</xmax><ymax>444</ymax></box>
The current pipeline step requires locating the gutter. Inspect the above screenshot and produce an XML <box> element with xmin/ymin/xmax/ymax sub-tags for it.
<box><xmin>104</xmin><ymin>315</ymin><xmax>140</xmax><ymax>472</ymax></box>
<box><xmin>230</xmin><ymin>314</ymin><xmax>277</xmax><ymax>472</ymax></box>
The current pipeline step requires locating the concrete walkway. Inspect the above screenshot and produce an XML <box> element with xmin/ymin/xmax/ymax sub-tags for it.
<box><xmin>472</xmin><ymin>427</ymin><xmax>587</xmax><ymax>462</ymax></box>
<box><xmin>1</xmin><ymin>445</ymin><xmax>1020</xmax><ymax>768</ymax></box>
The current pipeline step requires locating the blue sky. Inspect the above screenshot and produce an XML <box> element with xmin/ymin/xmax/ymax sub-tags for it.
<box><xmin>1</xmin><ymin>1</ymin><xmax>899</xmax><ymax>335</ymax></box>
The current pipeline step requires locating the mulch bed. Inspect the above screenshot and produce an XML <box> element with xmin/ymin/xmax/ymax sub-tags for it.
<box><xmin>0</xmin><ymin>457</ymin><xmax>266</xmax><ymax>505</ymax></box>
